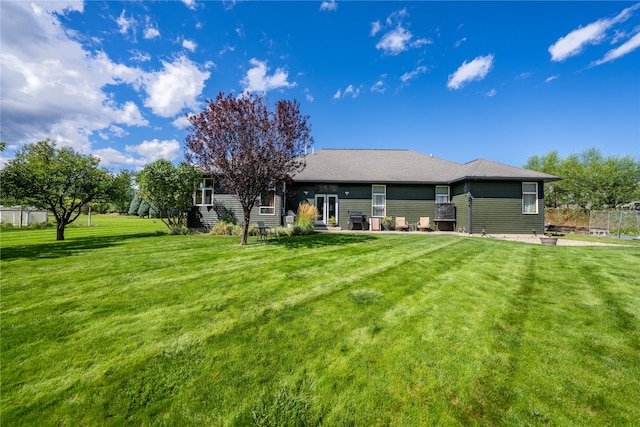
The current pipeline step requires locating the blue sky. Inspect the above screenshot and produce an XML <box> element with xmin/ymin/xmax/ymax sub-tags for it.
<box><xmin>1</xmin><ymin>1</ymin><xmax>639</xmax><ymax>170</ymax></box>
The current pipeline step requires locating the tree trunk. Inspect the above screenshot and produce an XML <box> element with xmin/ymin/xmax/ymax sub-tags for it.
<box><xmin>241</xmin><ymin>219</ymin><xmax>250</xmax><ymax>245</ymax></box>
<box><xmin>241</xmin><ymin>206</ymin><xmax>252</xmax><ymax>246</ymax></box>
<box><xmin>56</xmin><ymin>223</ymin><xmax>65</xmax><ymax>241</ymax></box>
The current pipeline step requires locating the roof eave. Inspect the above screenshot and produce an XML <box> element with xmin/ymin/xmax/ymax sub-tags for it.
<box><xmin>449</xmin><ymin>175</ymin><xmax>562</xmax><ymax>184</ymax></box>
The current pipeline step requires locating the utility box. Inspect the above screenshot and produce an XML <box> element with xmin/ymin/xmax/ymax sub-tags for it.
<box><xmin>285</xmin><ymin>215</ymin><xmax>295</xmax><ymax>228</ymax></box>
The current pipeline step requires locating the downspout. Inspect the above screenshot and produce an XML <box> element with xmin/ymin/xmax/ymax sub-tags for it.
<box><xmin>466</xmin><ymin>182</ymin><xmax>472</xmax><ymax>235</ymax></box>
<box><xmin>282</xmin><ymin>181</ymin><xmax>286</xmax><ymax>226</ymax></box>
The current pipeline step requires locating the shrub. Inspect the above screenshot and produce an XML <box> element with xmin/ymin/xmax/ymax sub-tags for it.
<box><xmin>210</xmin><ymin>221</ymin><xmax>254</xmax><ymax>236</ymax></box>
<box><xmin>273</xmin><ymin>227</ymin><xmax>292</xmax><ymax>237</ymax></box>
<box><xmin>294</xmin><ymin>203</ymin><xmax>317</xmax><ymax>235</ymax></box>
<box><xmin>168</xmin><ymin>225</ymin><xmax>192</xmax><ymax>235</ymax></box>
<box><xmin>0</xmin><ymin>222</ymin><xmax>53</xmax><ymax>230</ymax></box>
<box><xmin>211</xmin><ymin>221</ymin><xmax>238</xmax><ymax>236</ymax></box>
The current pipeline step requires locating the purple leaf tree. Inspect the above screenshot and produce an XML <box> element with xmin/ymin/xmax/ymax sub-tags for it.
<box><xmin>185</xmin><ymin>92</ymin><xmax>313</xmax><ymax>245</ymax></box>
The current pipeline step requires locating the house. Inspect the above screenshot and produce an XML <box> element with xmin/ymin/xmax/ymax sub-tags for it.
<box><xmin>188</xmin><ymin>176</ymin><xmax>285</xmax><ymax>230</ymax></box>
<box><xmin>291</xmin><ymin>149</ymin><xmax>560</xmax><ymax>234</ymax></box>
<box><xmin>189</xmin><ymin>148</ymin><xmax>560</xmax><ymax>234</ymax></box>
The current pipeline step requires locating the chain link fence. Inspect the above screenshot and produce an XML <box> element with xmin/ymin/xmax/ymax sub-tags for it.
<box><xmin>589</xmin><ymin>210</ymin><xmax>640</xmax><ymax>239</ymax></box>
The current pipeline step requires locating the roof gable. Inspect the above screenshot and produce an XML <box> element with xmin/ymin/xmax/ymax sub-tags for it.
<box><xmin>451</xmin><ymin>158</ymin><xmax>559</xmax><ymax>182</ymax></box>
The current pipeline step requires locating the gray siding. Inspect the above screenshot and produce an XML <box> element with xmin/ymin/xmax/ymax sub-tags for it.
<box><xmin>189</xmin><ymin>193</ymin><xmax>282</xmax><ymax>229</ymax></box>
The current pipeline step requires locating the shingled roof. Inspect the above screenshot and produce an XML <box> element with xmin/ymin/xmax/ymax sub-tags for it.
<box><xmin>293</xmin><ymin>149</ymin><xmax>559</xmax><ymax>183</ymax></box>
<box><xmin>452</xmin><ymin>158</ymin><xmax>560</xmax><ymax>182</ymax></box>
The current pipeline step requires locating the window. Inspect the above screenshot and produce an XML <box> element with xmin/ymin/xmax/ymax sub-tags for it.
<box><xmin>522</xmin><ymin>182</ymin><xmax>538</xmax><ymax>214</ymax></box>
<box><xmin>259</xmin><ymin>187</ymin><xmax>276</xmax><ymax>215</ymax></box>
<box><xmin>372</xmin><ymin>185</ymin><xmax>386</xmax><ymax>217</ymax></box>
<box><xmin>436</xmin><ymin>186</ymin><xmax>450</xmax><ymax>204</ymax></box>
<box><xmin>195</xmin><ymin>178</ymin><xmax>213</xmax><ymax>206</ymax></box>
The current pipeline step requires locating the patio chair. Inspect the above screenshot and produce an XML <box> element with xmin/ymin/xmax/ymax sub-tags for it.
<box><xmin>395</xmin><ymin>216</ymin><xmax>409</xmax><ymax>231</ymax></box>
<box><xmin>416</xmin><ymin>216</ymin><xmax>431</xmax><ymax>231</ymax></box>
<box><xmin>256</xmin><ymin>221</ymin><xmax>274</xmax><ymax>243</ymax></box>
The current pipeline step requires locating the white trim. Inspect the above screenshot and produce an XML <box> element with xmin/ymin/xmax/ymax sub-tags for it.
<box><xmin>259</xmin><ymin>206</ymin><xmax>276</xmax><ymax>215</ymax></box>
<box><xmin>372</xmin><ymin>184</ymin><xmax>386</xmax><ymax>217</ymax></box>
<box><xmin>194</xmin><ymin>178</ymin><xmax>214</xmax><ymax>206</ymax></box>
<box><xmin>259</xmin><ymin>187</ymin><xmax>276</xmax><ymax>216</ymax></box>
<box><xmin>522</xmin><ymin>182</ymin><xmax>538</xmax><ymax>214</ymax></box>
<box><xmin>315</xmin><ymin>193</ymin><xmax>339</xmax><ymax>225</ymax></box>
<box><xmin>436</xmin><ymin>185</ymin><xmax>450</xmax><ymax>204</ymax></box>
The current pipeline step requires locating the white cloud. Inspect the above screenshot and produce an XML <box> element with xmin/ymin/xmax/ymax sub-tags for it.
<box><xmin>334</xmin><ymin>84</ymin><xmax>361</xmax><ymax>99</ymax></box>
<box><xmin>182</xmin><ymin>0</ymin><xmax>197</xmax><ymax>11</ymax></box>
<box><xmin>592</xmin><ymin>31</ymin><xmax>640</xmax><ymax>66</ymax></box>
<box><xmin>96</xmin><ymin>138</ymin><xmax>181</xmax><ymax>168</ymax></box>
<box><xmin>94</xmin><ymin>147</ymin><xmax>139</xmax><ymax>167</ymax></box>
<box><xmin>182</xmin><ymin>39</ymin><xmax>197</xmax><ymax>52</ymax></box>
<box><xmin>0</xmin><ymin>1</ymin><xmax>148</xmax><ymax>153</ymax></box>
<box><xmin>549</xmin><ymin>3</ymin><xmax>640</xmax><ymax>61</ymax></box>
<box><xmin>144</xmin><ymin>26</ymin><xmax>160</xmax><ymax>40</ymax></box>
<box><xmin>373</xmin><ymin>10</ymin><xmax>431</xmax><ymax>56</ymax></box>
<box><xmin>385</xmin><ymin>8</ymin><xmax>408</xmax><ymax>26</ymax></box>
<box><xmin>370</xmin><ymin>81</ymin><xmax>385</xmax><ymax>93</ymax></box>
<box><xmin>370</xmin><ymin>21</ymin><xmax>382</xmax><ymax>37</ymax></box>
<box><xmin>544</xmin><ymin>75</ymin><xmax>559</xmax><ymax>83</ymax></box>
<box><xmin>172</xmin><ymin>115</ymin><xmax>192</xmax><ymax>129</ymax></box>
<box><xmin>304</xmin><ymin>89</ymin><xmax>314</xmax><ymax>102</ymax></box>
<box><xmin>344</xmin><ymin>85</ymin><xmax>360</xmax><ymax>98</ymax></box>
<box><xmin>376</xmin><ymin>26</ymin><xmax>413</xmax><ymax>55</ymax></box>
<box><xmin>241</xmin><ymin>58</ymin><xmax>296</xmax><ymax>94</ymax></box>
<box><xmin>126</xmin><ymin>139</ymin><xmax>180</xmax><ymax>162</ymax></box>
<box><xmin>220</xmin><ymin>44</ymin><xmax>235</xmax><ymax>55</ymax></box>
<box><xmin>401</xmin><ymin>66</ymin><xmax>428</xmax><ymax>83</ymax></box>
<box><xmin>109</xmin><ymin>125</ymin><xmax>128</xmax><ymax>138</ymax></box>
<box><xmin>320</xmin><ymin>1</ymin><xmax>337</xmax><ymax>12</ymax></box>
<box><xmin>485</xmin><ymin>89</ymin><xmax>497</xmax><ymax>97</ymax></box>
<box><xmin>447</xmin><ymin>54</ymin><xmax>494</xmax><ymax>90</ymax></box>
<box><xmin>142</xmin><ymin>55</ymin><xmax>210</xmax><ymax>117</ymax></box>
<box><xmin>130</xmin><ymin>50</ymin><xmax>151</xmax><ymax>62</ymax></box>
<box><xmin>454</xmin><ymin>37</ymin><xmax>467</xmax><ymax>48</ymax></box>
<box><xmin>116</xmin><ymin>9</ymin><xmax>136</xmax><ymax>38</ymax></box>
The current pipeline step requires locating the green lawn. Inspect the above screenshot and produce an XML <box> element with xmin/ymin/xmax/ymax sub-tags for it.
<box><xmin>1</xmin><ymin>216</ymin><xmax>639</xmax><ymax>426</ymax></box>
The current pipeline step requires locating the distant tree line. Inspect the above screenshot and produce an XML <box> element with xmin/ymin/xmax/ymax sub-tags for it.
<box><xmin>525</xmin><ymin>147</ymin><xmax>640</xmax><ymax>210</ymax></box>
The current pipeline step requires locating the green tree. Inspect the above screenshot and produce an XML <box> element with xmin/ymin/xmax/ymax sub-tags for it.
<box><xmin>128</xmin><ymin>193</ymin><xmax>142</xmax><ymax>216</ymax></box>
<box><xmin>137</xmin><ymin>199</ymin><xmax>150</xmax><ymax>218</ymax></box>
<box><xmin>136</xmin><ymin>159</ymin><xmax>200</xmax><ymax>233</ymax></box>
<box><xmin>524</xmin><ymin>150</ymin><xmax>564</xmax><ymax>207</ymax></box>
<box><xmin>0</xmin><ymin>140</ymin><xmax>114</xmax><ymax>240</ymax></box>
<box><xmin>109</xmin><ymin>170</ymin><xmax>134</xmax><ymax>214</ymax></box>
<box><xmin>526</xmin><ymin>147</ymin><xmax>640</xmax><ymax>209</ymax></box>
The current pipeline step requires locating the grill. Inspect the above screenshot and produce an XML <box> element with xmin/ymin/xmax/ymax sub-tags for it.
<box><xmin>348</xmin><ymin>211</ymin><xmax>367</xmax><ymax>230</ymax></box>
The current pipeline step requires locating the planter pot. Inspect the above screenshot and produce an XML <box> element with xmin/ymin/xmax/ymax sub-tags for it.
<box><xmin>540</xmin><ymin>236</ymin><xmax>558</xmax><ymax>246</ymax></box>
